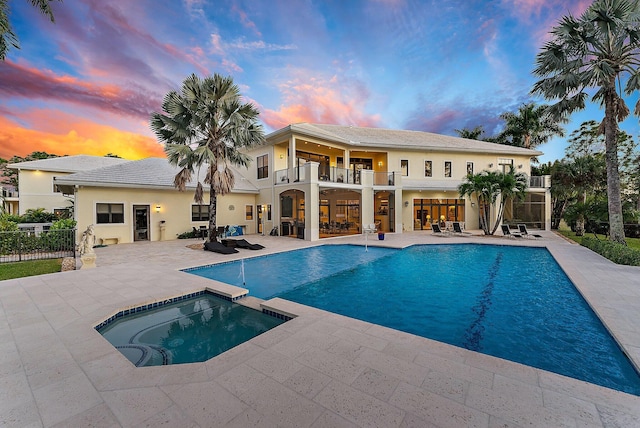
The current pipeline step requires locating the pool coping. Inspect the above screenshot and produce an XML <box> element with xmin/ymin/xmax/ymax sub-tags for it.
<box><xmin>2</xmin><ymin>231</ymin><xmax>640</xmax><ymax>427</ymax></box>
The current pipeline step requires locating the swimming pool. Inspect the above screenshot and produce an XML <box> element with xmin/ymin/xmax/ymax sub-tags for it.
<box><xmin>185</xmin><ymin>244</ymin><xmax>640</xmax><ymax>395</ymax></box>
<box><xmin>97</xmin><ymin>293</ymin><xmax>285</xmax><ymax>366</ymax></box>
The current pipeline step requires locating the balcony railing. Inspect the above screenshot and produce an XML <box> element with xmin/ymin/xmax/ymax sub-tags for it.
<box><xmin>529</xmin><ymin>175</ymin><xmax>550</xmax><ymax>188</ymax></box>
<box><xmin>319</xmin><ymin>167</ymin><xmax>356</xmax><ymax>184</ymax></box>
<box><xmin>373</xmin><ymin>171</ymin><xmax>396</xmax><ymax>186</ymax></box>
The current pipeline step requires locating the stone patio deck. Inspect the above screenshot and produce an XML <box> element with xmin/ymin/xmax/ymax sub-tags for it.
<box><xmin>1</xmin><ymin>231</ymin><xmax>639</xmax><ymax>427</ymax></box>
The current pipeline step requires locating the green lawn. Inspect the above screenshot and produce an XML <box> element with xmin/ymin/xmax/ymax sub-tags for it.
<box><xmin>557</xmin><ymin>229</ymin><xmax>640</xmax><ymax>251</ymax></box>
<box><xmin>0</xmin><ymin>259</ymin><xmax>63</xmax><ymax>281</ymax></box>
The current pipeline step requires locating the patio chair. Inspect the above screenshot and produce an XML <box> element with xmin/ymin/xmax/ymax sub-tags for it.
<box><xmin>452</xmin><ymin>222</ymin><xmax>472</xmax><ymax>236</ymax></box>
<box><xmin>204</xmin><ymin>240</ymin><xmax>239</xmax><ymax>254</ymax></box>
<box><xmin>501</xmin><ymin>224</ymin><xmax>523</xmax><ymax>238</ymax></box>
<box><xmin>518</xmin><ymin>224</ymin><xmax>543</xmax><ymax>239</ymax></box>
<box><xmin>431</xmin><ymin>223</ymin><xmax>450</xmax><ymax>237</ymax></box>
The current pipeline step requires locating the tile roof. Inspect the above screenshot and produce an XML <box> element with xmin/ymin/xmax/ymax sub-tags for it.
<box><xmin>268</xmin><ymin>123</ymin><xmax>543</xmax><ymax>156</ymax></box>
<box><xmin>54</xmin><ymin>157</ymin><xmax>258</xmax><ymax>193</ymax></box>
<box><xmin>7</xmin><ymin>155</ymin><xmax>129</xmax><ymax>172</ymax></box>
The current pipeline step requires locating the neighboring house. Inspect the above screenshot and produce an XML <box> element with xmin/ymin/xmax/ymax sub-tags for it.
<box><xmin>54</xmin><ymin>158</ymin><xmax>259</xmax><ymax>244</ymax></box>
<box><xmin>1</xmin><ymin>184</ymin><xmax>19</xmax><ymax>214</ymax></box>
<box><xmin>7</xmin><ymin>155</ymin><xmax>128</xmax><ymax>216</ymax></box>
<box><xmin>9</xmin><ymin>123</ymin><xmax>551</xmax><ymax>244</ymax></box>
<box><xmin>240</xmin><ymin>123</ymin><xmax>550</xmax><ymax>240</ymax></box>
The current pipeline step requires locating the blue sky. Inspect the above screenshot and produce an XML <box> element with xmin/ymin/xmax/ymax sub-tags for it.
<box><xmin>1</xmin><ymin>0</ymin><xmax>637</xmax><ymax>163</ymax></box>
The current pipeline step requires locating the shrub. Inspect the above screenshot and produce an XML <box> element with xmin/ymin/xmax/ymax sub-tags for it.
<box><xmin>177</xmin><ymin>230</ymin><xmax>198</xmax><ymax>239</ymax></box>
<box><xmin>581</xmin><ymin>237</ymin><xmax>640</xmax><ymax>266</ymax></box>
<box><xmin>0</xmin><ymin>218</ymin><xmax>18</xmax><ymax>232</ymax></box>
<box><xmin>42</xmin><ymin>219</ymin><xmax>77</xmax><ymax>251</ymax></box>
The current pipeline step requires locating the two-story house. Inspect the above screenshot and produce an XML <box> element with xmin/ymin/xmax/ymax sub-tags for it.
<box><xmin>242</xmin><ymin>123</ymin><xmax>550</xmax><ymax>240</ymax></box>
<box><xmin>9</xmin><ymin>124</ymin><xmax>550</xmax><ymax>244</ymax></box>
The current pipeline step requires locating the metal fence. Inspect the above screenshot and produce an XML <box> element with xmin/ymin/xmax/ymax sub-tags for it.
<box><xmin>0</xmin><ymin>229</ymin><xmax>76</xmax><ymax>263</ymax></box>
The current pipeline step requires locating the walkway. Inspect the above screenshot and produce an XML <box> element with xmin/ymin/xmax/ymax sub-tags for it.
<box><xmin>1</xmin><ymin>231</ymin><xmax>639</xmax><ymax>427</ymax></box>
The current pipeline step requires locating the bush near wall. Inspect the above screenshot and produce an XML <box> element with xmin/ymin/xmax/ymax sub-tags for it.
<box><xmin>581</xmin><ymin>237</ymin><xmax>640</xmax><ymax>266</ymax></box>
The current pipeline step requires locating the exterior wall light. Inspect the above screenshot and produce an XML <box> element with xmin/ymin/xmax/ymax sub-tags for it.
<box><xmin>155</xmin><ymin>205</ymin><xmax>161</xmax><ymax>213</ymax></box>
<box><xmin>488</xmin><ymin>163</ymin><xmax>493</xmax><ymax>168</ymax></box>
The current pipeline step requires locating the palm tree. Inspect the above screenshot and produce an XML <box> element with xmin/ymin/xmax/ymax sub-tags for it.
<box><xmin>497</xmin><ymin>103</ymin><xmax>566</xmax><ymax>149</ymax></box>
<box><xmin>454</xmin><ymin>125</ymin><xmax>486</xmax><ymax>140</ymax></box>
<box><xmin>531</xmin><ymin>0</ymin><xmax>640</xmax><ymax>244</ymax></box>
<box><xmin>150</xmin><ymin>73</ymin><xmax>265</xmax><ymax>242</ymax></box>
<box><xmin>1</xmin><ymin>0</ymin><xmax>61</xmax><ymax>60</ymax></box>
<box><xmin>458</xmin><ymin>168</ymin><xmax>528</xmax><ymax>235</ymax></box>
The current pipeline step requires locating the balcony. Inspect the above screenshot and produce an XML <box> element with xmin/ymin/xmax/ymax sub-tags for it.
<box><xmin>529</xmin><ymin>175</ymin><xmax>551</xmax><ymax>189</ymax></box>
<box><xmin>275</xmin><ymin>165</ymin><xmax>397</xmax><ymax>186</ymax></box>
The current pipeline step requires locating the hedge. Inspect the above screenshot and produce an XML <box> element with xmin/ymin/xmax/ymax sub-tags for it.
<box><xmin>581</xmin><ymin>237</ymin><xmax>640</xmax><ymax>266</ymax></box>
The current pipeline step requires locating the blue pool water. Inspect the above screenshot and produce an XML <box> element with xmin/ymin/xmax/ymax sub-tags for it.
<box><xmin>98</xmin><ymin>294</ymin><xmax>284</xmax><ymax>366</ymax></box>
<box><xmin>186</xmin><ymin>244</ymin><xmax>640</xmax><ymax>395</ymax></box>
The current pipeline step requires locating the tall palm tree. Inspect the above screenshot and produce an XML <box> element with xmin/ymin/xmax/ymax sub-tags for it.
<box><xmin>458</xmin><ymin>168</ymin><xmax>528</xmax><ymax>235</ymax></box>
<box><xmin>531</xmin><ymin>0</ymin><xmax>640</xmax><ymax>244</ymax></box>
<box><xmin>1</xmin><ymin>0</ymin><xmax>61</xmax><ymax>60</ymax></box>
<box><xmin>497</xmin><ymin>103</ymin><xmax>566</xmax><ymax>149</ymax></box>
<box><xmin>150</xmin><ymin>73</ymin><xmax>265</xmax><ymax>242</ymax></box>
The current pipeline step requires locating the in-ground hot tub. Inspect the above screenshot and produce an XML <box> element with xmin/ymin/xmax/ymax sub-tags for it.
<box><xmin>96</xmin><ymin>290</ymin><xmax>286</xmax><ymax>367</ymax></box>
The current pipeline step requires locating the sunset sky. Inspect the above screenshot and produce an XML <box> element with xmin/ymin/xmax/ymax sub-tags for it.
<box><xmin>1</xmin><ymin>0</ymin><xmax>637</xmax><ymax>163</ymax></box>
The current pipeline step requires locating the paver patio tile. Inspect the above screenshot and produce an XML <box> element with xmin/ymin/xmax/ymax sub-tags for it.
<box><xmin>354</xmin><ymin>347</ymin><xmax>429</xmax><ymax>387</ymax></box>
<box><xmin>282</xmin><ymin>366</ymin><xmax>333</xmax><ymax>399</ymax></box>
<box><xmin>391</xmin><ymin>381</ymin><xmax>489</xmax><ymax>428</ymax></box>
<box><xmin>351</xmin><ymin>367</ymin><xmax>401</xmax><ymax>402</ymax></box>
<box><xmin>314</xmin><ymin>379</ymin><xmax>405</xmax><ymax>428</ymax></box>
<box><xmin>33</xmin><ymin>372</ymin><xmax>103</xmax><ymax>427</ymax></box>
<box><xmin>165</xmin><ymin>381</ymin><xmax>248</xmax><ymax>427</ymax></box>
<box><xmin>101</xmin><ymin>387</ymin><xmax>174</xmax><ymax>428</ymax></box>
<box><xmin>238</xmin><ymin>377</ymin><xmax>325</xmax><ymax>428</ymax></box>
<box><xmin>245</xmin><ymin>348</ymin><xmax>304</xmax><ymax>382</ymax></box>
<box><xmin>298</xmin><ymin>347</ymin><xmax>366</xmax><ymax>384</ymax></box>
<box><xmin>51</xmin><ymin>403</ymin><xmax>119</xmax><ymax>428</ymax></box>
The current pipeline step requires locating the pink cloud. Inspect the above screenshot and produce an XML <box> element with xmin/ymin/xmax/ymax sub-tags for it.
<box><xmin>232</xmin><ymin>4</ymin><xmax>262</xmax><ymax>37</ymax></box>
<box><xmin>260</xmin><ymin>73</ymin><xmax>381</xmax><ymax>130</ymax></box>
<box><xmin>0</xmin><ymin>61</ymin><xmax>162</xmax><ymax>119</ymax></box>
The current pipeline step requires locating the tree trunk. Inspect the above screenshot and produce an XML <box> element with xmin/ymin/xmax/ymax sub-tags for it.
<box><xmin>208</xmin><ymin>181</ymin><xmax>218</xmax><ymax>243</ymax></box>
<box><xmin>603</xmin><ymin>88</ymin><xmax>626</xmax><ymax>244</ymax></box>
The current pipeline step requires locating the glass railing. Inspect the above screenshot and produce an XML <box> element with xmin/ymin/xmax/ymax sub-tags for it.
<box><xmin>529</xmin><ymin>176</ymin><xmax>550</xmax><ymax>188</ymax></box>
<box><xmin>373</xmin><ymin>171</ymin><xmax>395</xmax><ymax>186</ymax></box>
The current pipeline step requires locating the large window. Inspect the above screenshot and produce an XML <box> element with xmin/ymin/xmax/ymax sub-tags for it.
<box><xmin>424</xmin><ymin>160</ymin><xmax>432</xmax><ymax>177</ymax></box>
<box><xmin>401</xmin><ymin>160</ymin><xmax>408</xmax><ymax>176</ymax></box>
<box><xmin>96</xmin><ymin>203</ymin><xmax>124</xmax><ymax>224</ymax></box>
<box><xmin>413</xmin><ymin>199</ymin><xmax>465</xmax><ymax>230</ymax></box>
<box><xmin>257</xmin><ymin>154</ymin><xmax>268</xmax><ymax>179</ymax></box>
<box><xmin>191</xmin><ymin>205</ymin><xmax>209</xmax><ymax>221</ymax></box>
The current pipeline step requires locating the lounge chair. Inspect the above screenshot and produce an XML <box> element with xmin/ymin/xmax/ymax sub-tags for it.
<box><xmin>501</xmin><ymin>224</ymin><xmax>523</xmax><ymax>238</ymax></box>
<box><xmin>452</xmin><ymin>222</ymin><xmax>472</xmax><ymax>236</ymax></box>
<box><xmin>518</xmin><ymin>224</ymin><xmax>543</xmax><ymax>239</ymax></box>
<box><xmin>227</xmin><ymin>238</ymin><xmax>264</xmax><ymax>250</ymax></box>
<box><xmin>204</xmin><ymin>241</ymin><xmax>239</xmax><ymax>254</ymax></box>
<box><xmin>431</xmin><ymin>223</ymin><xmax>450</xmax><ymax>236</ymax></box>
